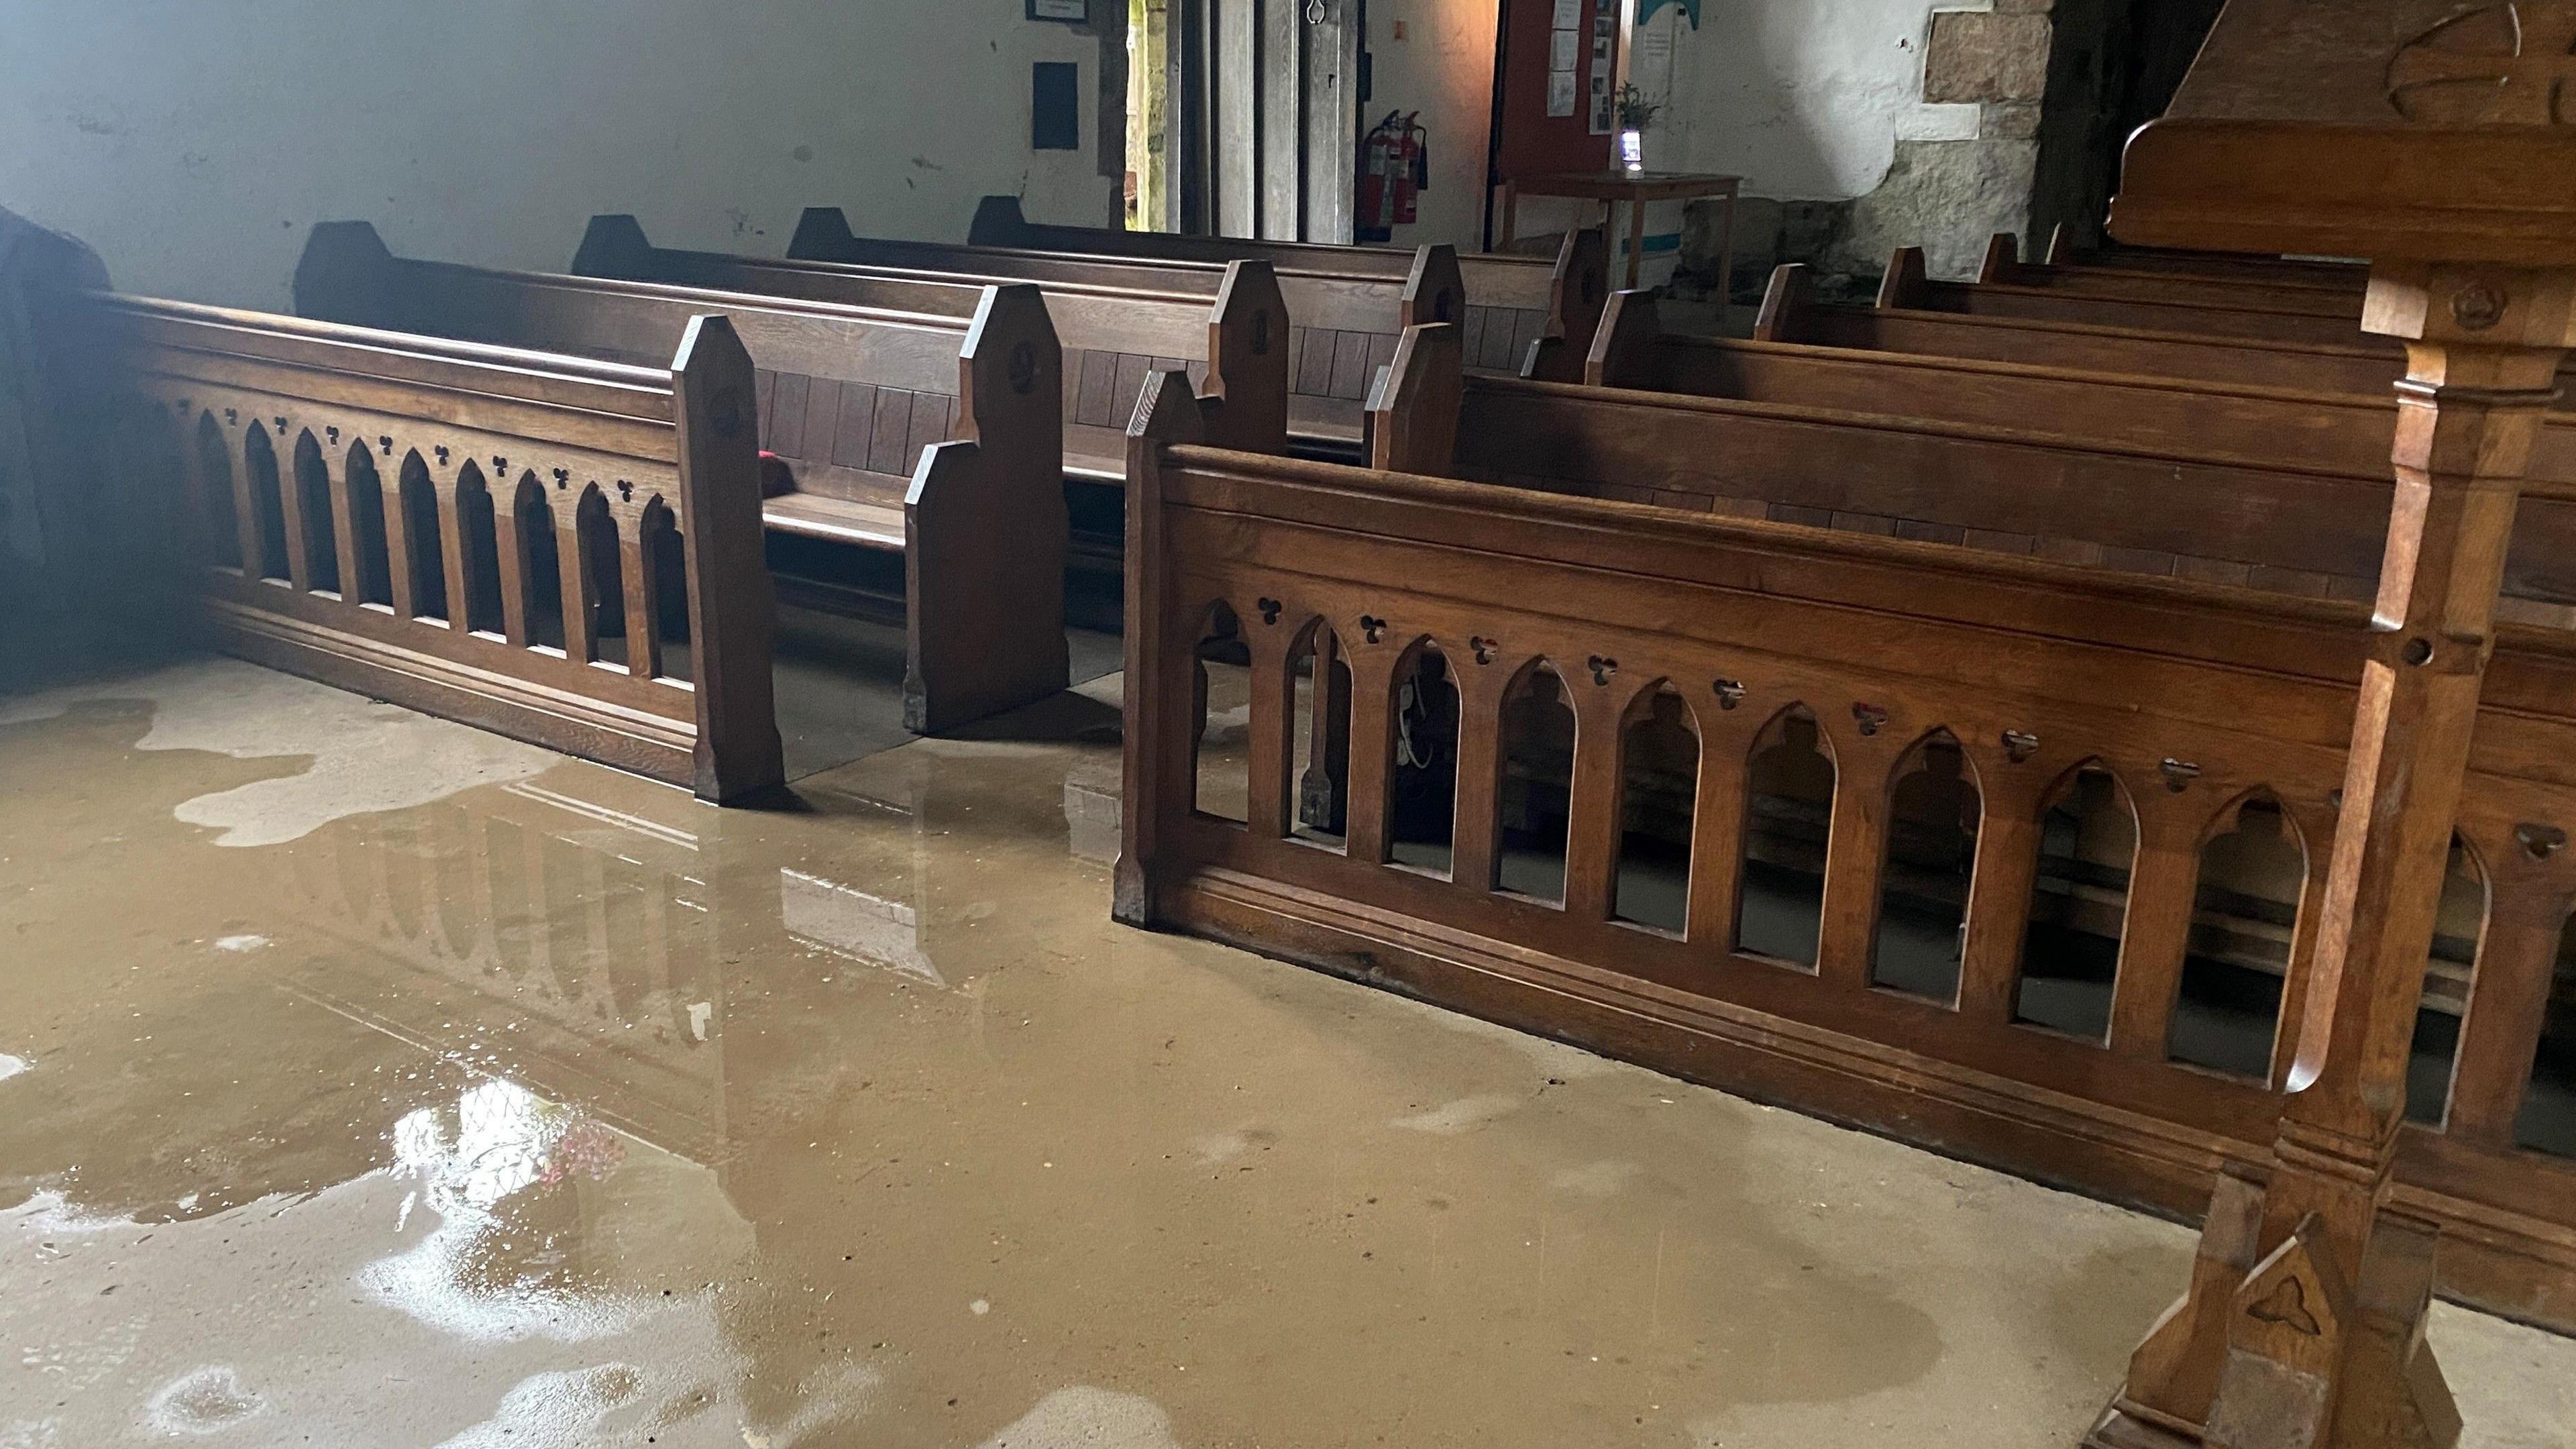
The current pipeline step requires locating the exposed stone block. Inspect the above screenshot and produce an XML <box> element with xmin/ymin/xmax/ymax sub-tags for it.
<box><xmin>1924</xmin><ymin>11</ymin><xmax>2053</xmax><ymax>105</ymax></box>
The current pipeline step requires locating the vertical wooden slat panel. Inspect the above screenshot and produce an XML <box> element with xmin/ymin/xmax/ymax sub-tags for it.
<box><xmin>621</xmin><ymin>511</ymin><xmax>662</xmax><ymax>680</ymax></box>
<box><xmin>1815</xmin><ymin>732</ymin><xmax>1903</xmax><ymax>990</ymax></box>
<box><xmin>2443</xmin><ymin>853</ymin><xmax>2572</xmax><ymax>1146</ymax></box>
<box><xmin>557</xmin><ymin>504</ymin><xmax>600</xmax><ymax>663</ymax></box>
<box><xmin>379</xmin><ymin>455</ymin><xmax>419</xmax><ymax>621</ymax></box>
<box><xmin>1958</xmin><ymin>761</ymin><xmax>2051</xmax><ymax>1022</ymax></box>
<box><xmin>437</xmin><ymin>465</ymin><xmax>474</xmax><ymax>632</ymax></box>
<box><xmin>492</xmin><ymin>480</ymin><xmax>532</xmax><ymax>647</ymax></box>
<box><xmin>1343</xmin><ymin>640</ymin><xmax>1399</xmax><ymax>864</ymax></box>
<box><xmin>1684</xmin><ymin>710</ymin><xmax>1760</xmax><ymax>949</ymax></box>
<box><xmin>324</xmin><ymin>443</ymin><xmax>364</xmax><ymax>604</ymax></box>
<box><xmin>2106</xmin><ymin>800</ymin><xmax>2210</xmax><ymax>1061</ymax></box>
<box><xmin>273</xmin><ymin>427</ymin><xmax>316</xmax><ymax>592</ymax></box>
<box><xmin>1247</xmin><ymin>623</ymin><xmax>1294</xmax><ymax>838</ymax></box>
<box><xmin>1448</xmin><ymin>656</ymin><xmax>1511</xmax><ymax>892</ymax></box>
<box><xmin>1562</xmin><ymin>683</ymin><xmax>1638</xmax><ymax>923</ymax></box>
<box><xmin>227</xmin><ymin>423</ymin><xmax>266</xmax><ymax>583</ymax></box>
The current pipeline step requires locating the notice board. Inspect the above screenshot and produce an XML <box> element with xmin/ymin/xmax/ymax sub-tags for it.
<box><xmin>1493</xmin><ymin>0</ymin><xmax>1615</xmax><ymax>182</ymax></box>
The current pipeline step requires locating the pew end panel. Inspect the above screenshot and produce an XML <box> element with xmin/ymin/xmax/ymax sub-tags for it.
<box><xmin>1979</xmin><ymin>231</ymin><xmax>2026</xmax><ymax>285</ymax></box>
<box><xmin>1399</xmin><ymin>245</ymin><xmax>1467</xmax><ymax>333</ymax></box>
<box><xmin>572</xmin><ymin>213</ymin><xmax>658</xmax><ymax>280</ymax></box>
<box><xmin>1</xmin><ymin>209</ymin><xmax>117</xmax><ymax>630</ymax></box>
<box><xmin>1752</xmin><ymin>264</ymin><xmax>1817</xmax><ymax>345</ymax></box>
<box><xmin>1363</xmin><ymin>323</ymin><xmax>1462</xmax><ymax>476</ymax></box>
<box><xmin>969</xmin><ymin>195</ymin><xmax>1036</xmax><ymax>250</ymax></box>
<box><xmin>1523</xmin><ymin>227</ymin><xmax>1613</xmax><ymax>383</ymax></box>
<box><xmin>1199</xmin><ymin>260</ymin><xmax>1291</xmax><ymax>456</ymax></box>
<box><xmin>670</xmin><ymin>314</ymin><xmax>786</xmax><ymax>802</ymax></box>
<box><xmin>1116</xmin><ymin>366</ymin><xmax>1211</xmax><ymax>927</ymax></box>
<box><xmin>902</xmin><ymin>282</ymin><xmax>1070</xmax><ymax>734</ymax></box>
<box><xmin>1581</xmin><ymin>288</ymin><xmax>1664</xmax><ymax>390</ymax></box>
<box><xmin>788</xmin><ymin>207</ymin><xmax>866</xmax><ymax>262</ymax></box>
<box><xmin>1876</xmin><ymin>247</ymin><xmax>1932</xmax><ymax>310</ymax></box>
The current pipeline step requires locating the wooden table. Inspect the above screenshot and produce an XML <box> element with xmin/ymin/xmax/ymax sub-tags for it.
<box><xmin>1497</xmin><ymin>170</ymin><xmax>1741</xmax><ymax>295</ymax></box>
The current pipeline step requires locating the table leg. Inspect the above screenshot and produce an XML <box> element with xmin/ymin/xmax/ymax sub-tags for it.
<box><xmin>1499</xmin><ymin>182</ymin><xmax>1519</xmax><ymax>251</ymax></box>
<box><xmin>1625</xmin><ymin>197</ymin><xmax>1646</xmax><ymax>290</ymax></box>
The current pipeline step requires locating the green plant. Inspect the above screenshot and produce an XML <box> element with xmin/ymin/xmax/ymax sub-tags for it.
<box><xmin>1615</xmin><ymin>83</ymin><xmax>1662</xmax><ymax>131</ymax></box>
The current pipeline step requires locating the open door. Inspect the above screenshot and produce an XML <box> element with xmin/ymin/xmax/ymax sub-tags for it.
<box><xmin>1202</xmin><ymin>0</ymin><xmax>1362</xmax><ymax>243</ymax></box>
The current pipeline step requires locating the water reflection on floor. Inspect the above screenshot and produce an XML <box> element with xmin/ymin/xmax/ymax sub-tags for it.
<box><xmin>3</xmin><ymin>658</ymin><xmax>2571</xmax><ymax>1448</ymax></box>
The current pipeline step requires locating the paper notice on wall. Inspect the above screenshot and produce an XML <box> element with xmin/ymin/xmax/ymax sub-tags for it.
<box><xmin>1549</xmin><ymin>26</ymin><xmax>1580</xmax><ymax>72</ymax></box>
<box><xmin>1552</xmin><ymin>0</ymin><xmax>1582</xmax><ymax>28</ymax></box>
<box><xmin>1635</xmin><ymin>22</ymin><xmax>1674</xmax><ymax>87</ymax></box>
<box><xmin>1590</xmin><ymin>73</ymin><xmax>1614</xmax><ymax>134</ymax></box>
<box><xmin>1548</xmin><ymin>68</ymin><xmax>1579</xmax><ymax>117</ymax></box>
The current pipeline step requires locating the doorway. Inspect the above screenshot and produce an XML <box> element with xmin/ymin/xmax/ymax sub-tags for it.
<box><xmin>1168</xmin><ymin>0</ymin><xmax>1364</xmax><ymax>242</ymax></box>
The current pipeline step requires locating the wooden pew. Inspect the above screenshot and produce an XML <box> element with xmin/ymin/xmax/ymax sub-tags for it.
<box><xmin>1757</xmin><ymin>261</ymin><xmax>2412</xmax><ymax>397</ymax></box>
<box><xmin>23</xmin><ymin>287</ymin><xmax>784</xmax><ymax>802</ymax></box>
<box><xmin>293</xmin><ymin>222</ymin><xmax>1067</xmax><ymax>734</ymax></box>
<box><xmin>1354</xmin><ymin>319</ymin><xmax>2576</xmax><ymax>617</ymax></box>
<box><xmin>2041</xmin><ymin>223</ymin><xmax>2369</xmax><ymax>290</ymax></box>
<box><xmin>574</xmin><ymin>214</ymin><xmax>1290</xmax><ymax>478</ymax></box>
<box><xmin>571</xmin><ymin>214</ymin><xmax>1289</xmax><ymax>612</ymax></box>
<box><xmin>1875</xmin><ymin>244</ymin><xmax>2377</xmax><ymax>347</ymax></box>
<box><xmin>967</xmin><ymin>193</ymin><xmax>1611</xmax><ymax>384</ymax></box>
<box><xmin>787</xmin><ymin>207</ymin><xmax>1483</xmax><ymax>455</ymax></box>
<box><xmin>1976</xmin><ymin>231</ymin><xmax>2369</xmax><ymax>315</ymax></box>
<box><xmin>1120</xmin><ymin>367</ymin><xmax>2576</xmax><ymax>1338</ymax></box>
<box><xmin>1582</xmin><ymin>288</ymin><xmax>2576</xmax><ymax>616</ymax></box>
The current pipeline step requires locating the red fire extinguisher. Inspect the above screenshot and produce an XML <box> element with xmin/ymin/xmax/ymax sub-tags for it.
<box><xmin>1358</xmin><ymin>111</ymin><xmax>1428</xmax><ymax>241</ymax></box>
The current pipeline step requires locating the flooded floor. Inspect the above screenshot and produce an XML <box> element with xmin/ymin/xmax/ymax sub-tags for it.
<box><xmin>3</xmin><ymin>657</ymin><xmax>2572</xmax><ymax>1448</ymax></box>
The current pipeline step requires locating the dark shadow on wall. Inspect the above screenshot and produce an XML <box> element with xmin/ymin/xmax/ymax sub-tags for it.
<box><xmin>2030</xmin><ymin>0</ymin><xmax>2225</xmax><ymax>255</ymax></box>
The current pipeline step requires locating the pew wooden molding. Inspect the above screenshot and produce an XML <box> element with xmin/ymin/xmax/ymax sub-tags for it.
<box><xmin>29</xmin><ymin>285</ymin><xmax>784</xmax><ymax>801</ymax></box>
<box><xmin>295</xmin><ymin>221</ymin><xmax>1069</xmax><ymax>735</ymax></box>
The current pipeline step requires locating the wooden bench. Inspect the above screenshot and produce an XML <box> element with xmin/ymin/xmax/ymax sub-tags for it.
<box><xmin>967</xmin><ymin>193</ymin><xmax>1611</xmax><ymax>383</ymax></box>
<box><xmin>571</xmin><ymin>214</ymin><xmax>1290</xmax><ymax>613</ymax></box>
<box><xmin>1119</xmin><ymin>366</ymin><xmax>2576</xmax><ymax>1337</ymax></box>
<box><xmin>788</xmin><ymin>207</ymin><xmax>1479</xmax><ymax>455</ymax></box>
<box><xmin>22</xmin><ymin>286</ymin><xmax>783</xmax><ymax>801</ymax></box>
<box><xmin>1758</xmin><ymin>262</ymin><xmax>2418</xmax><ymax>397</ymax></box>
<box><xmin>1580</xmin><ymin>287</ymin><xmax>2576</xmax><ymax>617</ymax></box>
<box><xmin>293</xmin><ymin>222</ymin><xmax>1067</xmax><ymax>734</ymax></box>
<box><xmin>1876</xmin><ymin>244</ymin><xmax>2377</xmax><ymax>347</ymax></box>
<box><xmin>2039</xmin><ymin>224</ymin><xmax>2369</xmax><ymax>290</ymax></box>
<box><xmin>1976</xmin><ymin>232</ymin><xmax>2369</xmax><ymax>316</ymax></box>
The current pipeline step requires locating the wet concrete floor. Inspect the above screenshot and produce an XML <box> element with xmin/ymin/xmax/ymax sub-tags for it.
<box><xmin>3</xmin><ymin>657</ymin><xmax>2572</xmax><ymax>1448</ymax></box>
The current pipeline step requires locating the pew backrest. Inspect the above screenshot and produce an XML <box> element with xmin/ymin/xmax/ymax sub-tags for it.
<box><xmin>1978</xmin><ymin>233</ymin><xmax>2369</xmax><ymax>315</ymax></box>
<box><xmin>572</xmin><ymin>213</ymin><xmax>1289</xmax><ymax>474</ymax></box>
<box><xmin>1879</xmin><ymin>245</ymin><xmax>2375</xmax><ymax>347</ymax></box>
<box><xmin>968</xmin><ymin>193</ymin><xmax>1610</xmax><ymax>380</ymax></box>
<box><xmin>791</xmin><ymin>206</ymin><xmax>1477</xmax><ymax>451</ymax></box>
<box><xmin>1756</xmin><ymin>262</ymin><xmax>2406</xmax><ymax>397</ymax></box>
<box><xmin>1587</xmin><ymin>288</ymin><xmax>2576</xmax><ymax>612</ymax></box>
<box><xmin>1385</xmin><ymin>305</ymin><xmax>2576</xmax><ymax>610</ymax></box>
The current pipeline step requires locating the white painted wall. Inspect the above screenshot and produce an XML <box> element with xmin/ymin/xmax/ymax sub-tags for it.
<box><xmin>1651</xmin><ymin>0</ymin><xmax>1974</xmax><ymax>202</ymax></box>
<box><xmin>1363</xmin><ymin>0</ymin><xmax>1500</xmax><ymax>252</ymax></box>
<box><xmin>0</xmin><ymin>0</ymin><xmax>1123</xmax><ymax>311</ymax></box>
